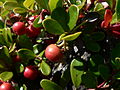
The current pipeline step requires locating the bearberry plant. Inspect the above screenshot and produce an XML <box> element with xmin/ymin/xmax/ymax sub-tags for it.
<box><xmin>0</xmin><ymin>0</ymin><xmax>120</xmax><ymax>90</ymax></box>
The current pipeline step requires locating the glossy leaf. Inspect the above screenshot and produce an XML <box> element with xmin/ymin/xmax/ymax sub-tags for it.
<box><xmin>51</xmin><ymin>7</ymin><xmax>69</xmax><ymax>31</ymax></box>
<box><xmin>94</xmin><ymin>3</ymin><xmax>104</xmax><ymax>11</ymax></box>
<box><xmin>17</xmin><ymin>35</ymin><xmax>33</xmax><ymax>50</ymax></box>
<box><xmin>1</xmin><ymin>10</ymin><xmax>9</xmax><ymax>17</ymax></box>
<box><xmin>70</xmin><ymin>0</ymin><xmax>76</xmax><ymax>4</ymax></box>
<box><xmin>77</xmin><ymin>0</ymin><xmax>86</xmax><ymax>10</ymax></box>
<box><xmin>23</xmin><ymin>0</ymin><xmax>34</xmax><ymax>9</ymax></box>
<box><xmin>17</xmin><ymin>49</ymin><xmax>36</xmax><ymax>62</ymax></box>
<box><xmin>98</xmin><ymin>65</ymin><xmax>110</xmax><ymax>80</ymax></box>
<box><xmin>115</xmin><ymin>0</ymin><xmax>120</xmax><ymax>21</ymax></box>
<box><xmin>61</xmin><ymin>32</ymin><xmax>82</xmax><ymax>41</ymax></box>
<box><xmin>106</xmin><ymin>0</ymin><xmax>113</xmax><ymax>9</ymax></box>
<box><xmin>40</xmin><ymin>60</ymin><xmax>51</xmax><ymax>76</ymax></box>
<box><xmin>68</xmin><ymin>5</ymin><xmax>79</xmax><ymax>30</ymax></box>
<box><xmin>114</xmin><ymin>71</ymin><xmax>120</xmax><ymax>80</ymax></box>
<box><xmin>43</xmin><ymin>18</ymin><xmax>64</xmax><ymax>35</ymax></box>
<box><xmin>70</xmin><ymin>59</ymin><xmax>84</xmax><ymax>88</ymax></box>
<box><xmin>90</xmin><ymin>32</ymin><xmax>105</xmax><ymax>41</ymax></box>
<box><xmin>0</xmin><ymin>2</ymin><xmax>3</xmax><ymax>7</ymax></box>
<box><xmin>111</xmin><ymin>43</ymin><xmax>120</xmax><ymax>59</ymax></box>
<box><xmin>13</xmin><ymin>7</ymin><xmax>27</xmax><ymax>14</ymax></box>
<box><xmin>15</xmin><ymin>63</ymin><xmax>24</xmax><ymax>73</ymax></box>
<box><xmin>49</xmin><ymin>0</ymin><xmax>62</xmax><ymax>12</ymax></box>
<box><xmin>0</xmin><ymin>46</ymin><xmax>12</xmax><ymax>64</ymax></box>
<box><xmin>82</xmin><ymin>71</ymin><xmax>97</xmax><ymax>88</ymax></box>
<box><xmin>59</xmin><ymin>67</ymin><xmax>70</xmax><ymax>88</ymax></box>
<box><xmin>86</xmin><ymin>41</ymin><xmax>101</xmax><ymax>52</ymax></box>
<box><xmin>0</xmin><ymin>20</ymin><xmax>4</xmax><ymax>29</ymax></box>
<box><xmin>35</xmin><ymin>0</ymin><xmax>49</xmax><ymax>9</ymax></box>
<box><xmin>3</xmin><ymin>1</ymin><xmax>18</xmax><ymax>10</ymax></box>
<box><xmin>33</xmin><ymin>16</ymin><xmax>42</xmax><ymax>28</ymax></box>
<box><xmin>111</xmin><ymin>12</ymin><xmax>117</xmax><ymax>24</ymax></box>
<box><xmin>2</xmin><ymin>28</ymin><xmax>12</xmax><ymax>46</ymax></box>
<box><xmin>0</xmin><ymin>71</ymin><xmax>13</xmax><ymax>81</ymax></box>
<box><xmin>40</xmin><ymin>79</ymin><xmax>63</xmax><ymax>90</ymax></box>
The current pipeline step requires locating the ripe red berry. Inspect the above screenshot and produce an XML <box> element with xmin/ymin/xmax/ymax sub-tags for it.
<box><xmin>12</xmin><ymin>22</ymin><xmax>26</xmax><ymax>35</ymax></box>
<box><xmin>26</xmin><ymin>24</ymin><xmax>41</xmax><ymax>37</ymax></box>
<box><xmin>45</xmin><ymin>44</ymin><xmax>63</xmax><ymax>62</ymax></box>
<box><xmin>12</xmin><ymin>55</ymin><xmax>21</xmax><ymax>62</ymax></box>
<box><xmin>24</xmin><ymin>66</ymin><xmax>38</xmax><ymax>80</ymax></box>
<box><xmin>0</xmin><ymin>82</ymin><xmax>15</xmax><ymax>90</ymax></box>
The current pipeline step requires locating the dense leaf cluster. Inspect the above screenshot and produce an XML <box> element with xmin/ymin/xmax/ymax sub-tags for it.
<box><xmin>0</xmin><ymin>0</ymin><xmax>120</xmax><ymax>90</ymax></box>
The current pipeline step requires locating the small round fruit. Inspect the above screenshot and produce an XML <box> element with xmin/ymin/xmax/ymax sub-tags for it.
<box><xmin>12</xmin><ymin>55</ymin><xmax>21</xmax><ymax>62</ymax></box>
<box><xmin>12</xmin><ymin>22</ymin><xmax>26</xmax><ymax>35</ymax></box>
<box><xmin>0</xmin><ymin>82</ymin><xmax>15</xmax><ymax>90</ymax></box>
<box><xmin>26</xmin><ymin>24</ymin><xmax>41</xmax><ymax>37</ymax></box>
<box><xmin>24</xmin><ymin>65</ymin><xmax>38</xmax><ymax>80</ymax></box>
<box><xmin>45</xmin><ymin>44</ymin><xmax>63</xmax><ymax>62</ymax></box>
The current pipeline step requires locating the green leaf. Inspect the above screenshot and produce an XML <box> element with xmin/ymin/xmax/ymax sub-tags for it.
<box><xmin>33</xmin><ymin>44</ymin><xmax>44</xmax><ymax>54</ymax></box>
<box><xmin>35</xmin><ymin>0</ymin><xmax>49</xmax><ymax>9</ymax></box>
<box><xmin>3</xmin><ymin>1</ymin><xmax>19</xmax><ymax>10</ymax></box>
<box><xmin>0</xmin><ymin>34</ymin><xmax>5</xmax><ymax>45</ymax></box>
<box><xmin>0</xmin><ymin>2</ymin><xmax>3</xmax><ymax>7</ymax></box>
<box><xmin>70</xmin><ymin>0</ymin><xmax>76</xmax><ymax>4</ymax></box>
<box><xmin>15</xmin><ymin>63</ymin><xmax>24</xmax><ymax>73</ymax></box>
<box><xmin>85</xmin><ymin>41</ymin><xmax>101</xmax><ymax>52</ymax></box>
<box><xmin>51</xmin><ymin>7</ymin><xmax>69</xmax><ymax>32</ymax></box>
<box><xmin>98</xmin><ymin>65</ymin><xmax>110</xmax><ymax>80</ymax></box>
<box><xmin>90</xmin><ymin>32</ymin><xmax>105</xmax><ymax>41</ymax></box>
<box><xmin>115</xmin><ymin>0</ymin><xmax>120</xmax><ymax>22</ymax></box>
<box><xmin>40</xmin><ymin>79</ymin><xmax>63</xmax><ymax>90</ymax></box>
<box><xmin>23</xmin><ymin>0</ymin><xmax>34</xmax><ymax>9</ymax></box>
<box><xmin>59</xmin><ymin>67</ymin><xmax>70</xmax><ymax>88</ymax></box>
<box><xmin>0</xmin><ymin>60</ymin><xmax>7</xmax><ymax>69</ymax></box>
<box><xmin>70</xmin><ymin>59</ymin><xmax>84</xmax><ymax>88</ymax></box>
<box><xmin>111</xmin><ymin>58</ymin><xmax>120</xmax><ymax>70</ymax></box>
<box><xmin>106</xmin><ymin>0</ymin><xmax>113</xmax><ymax>9</ymax></box>
<box><xmin>2</xmin><ymin>28</ymin><xmax>12</xmax><ymax>46</ymax></box>
<box><xmin>33</xmin><ymin>16</ymin><xmax>42</xmax><ymax>28</ymax></box>
<box><xmin>20</xmin><ymin>84</ymin><xmax>27</xmax><ymax>90</ymax></box>
<box><xmin>13</xmin><ymin>7</ymin><xmax>27</xmax><ymax>14</ymax></box>
<box><xmin>0</xmin><ymin>46</ymin><xmax>12</xmax><ymax>64</ymax></box>
<box><xmin>94</xmin><ymin>3</ymin><xmax>104</xmax><ymax>12</ymax></box>
<box><xmin>77</xmin><ymin>0</ymin><xmax>86</xmax><ymax>10</ymax></box>
<box><xmin>0</xmin><ymin>71</ymin><xmax>13</xmax><ymax>81</ymax></box>
<box><xmin>82</xmin><ymin>71</ymin><xmax>97</xmax><ymax>88</ymax></box>
<box><xmin>61</xmin><ymin>32</ymin><xmax>82</xmax><ymax>41</ymax></box>
<box><xmin>114</xmin><ymin>71</ymin><xmax>120</xmax><ymax>80</ymax></box>
<box><xmin>111</xmin><ymin>43</ymin><xmax>120</xmax><ymax>59</ymax></box>
<box><xmin>40</xmin><ymin>60</ymin><xmax>51</xmax><ymax>76</ymax></box>
<box><xmin>0</xmin><ymin>20</ymin><xmax>4</xmax><ymax>29</ymax></box>
<box><xmin>111</xmin><ymin>12</ymin><xmax>117</xmax><ymax>24</ymax></box>
<box><xmin>68</xmin><ymin>5</ymin><xmax>79</xmax><ymax>30</ymax></box>
<box><xmin>1</xmin><ymin>10</ymin><xmax>9</xmax><ymax>17</ymax></box>
<box><xmin>43</xmin><ymin>18</ymin><xmax>64</xmax><ymax>35</ymax></box>
<box><xmin>17</xmin><ymin>35</ymin><xmax>33</xmax><ymax>50</ymax></box>
<box><xmin>17</xmin><ymin>49</ymin><xmax>36</xmax><ymax>62</ymax></box>
<box><xmin>49</xmin><ymin>0</ymin><xmax>62</xmax><ymax>12</ymax></box>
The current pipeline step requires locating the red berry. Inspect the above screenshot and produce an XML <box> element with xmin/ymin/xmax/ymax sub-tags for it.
<box><xmin>12</xmin><ymin>22</ymin><xmax>26</xmax><ymax>35</ymax></box>
<box><xmin>24</xmin><ymin>66</ymin><xmax>38</xmax><ymax>80</ymax></box>
<box><xmin>12</xmin><ymin>55</ymin><xmax>21</xmax><ymax>62</ymax></box>
<box><xmin>45</xmin><ymin>44</ymin><xmax>63</xmax><ymax>62</ymax></box>
<box><xmin>26</xmin><ymin>24</ymin><xmax>41</xmax><ymax>37</ymax></box>
<box><xmin>0</xmin><ymin>82</ymin><xmax>15</xmax><ymax>90</ymax></box>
